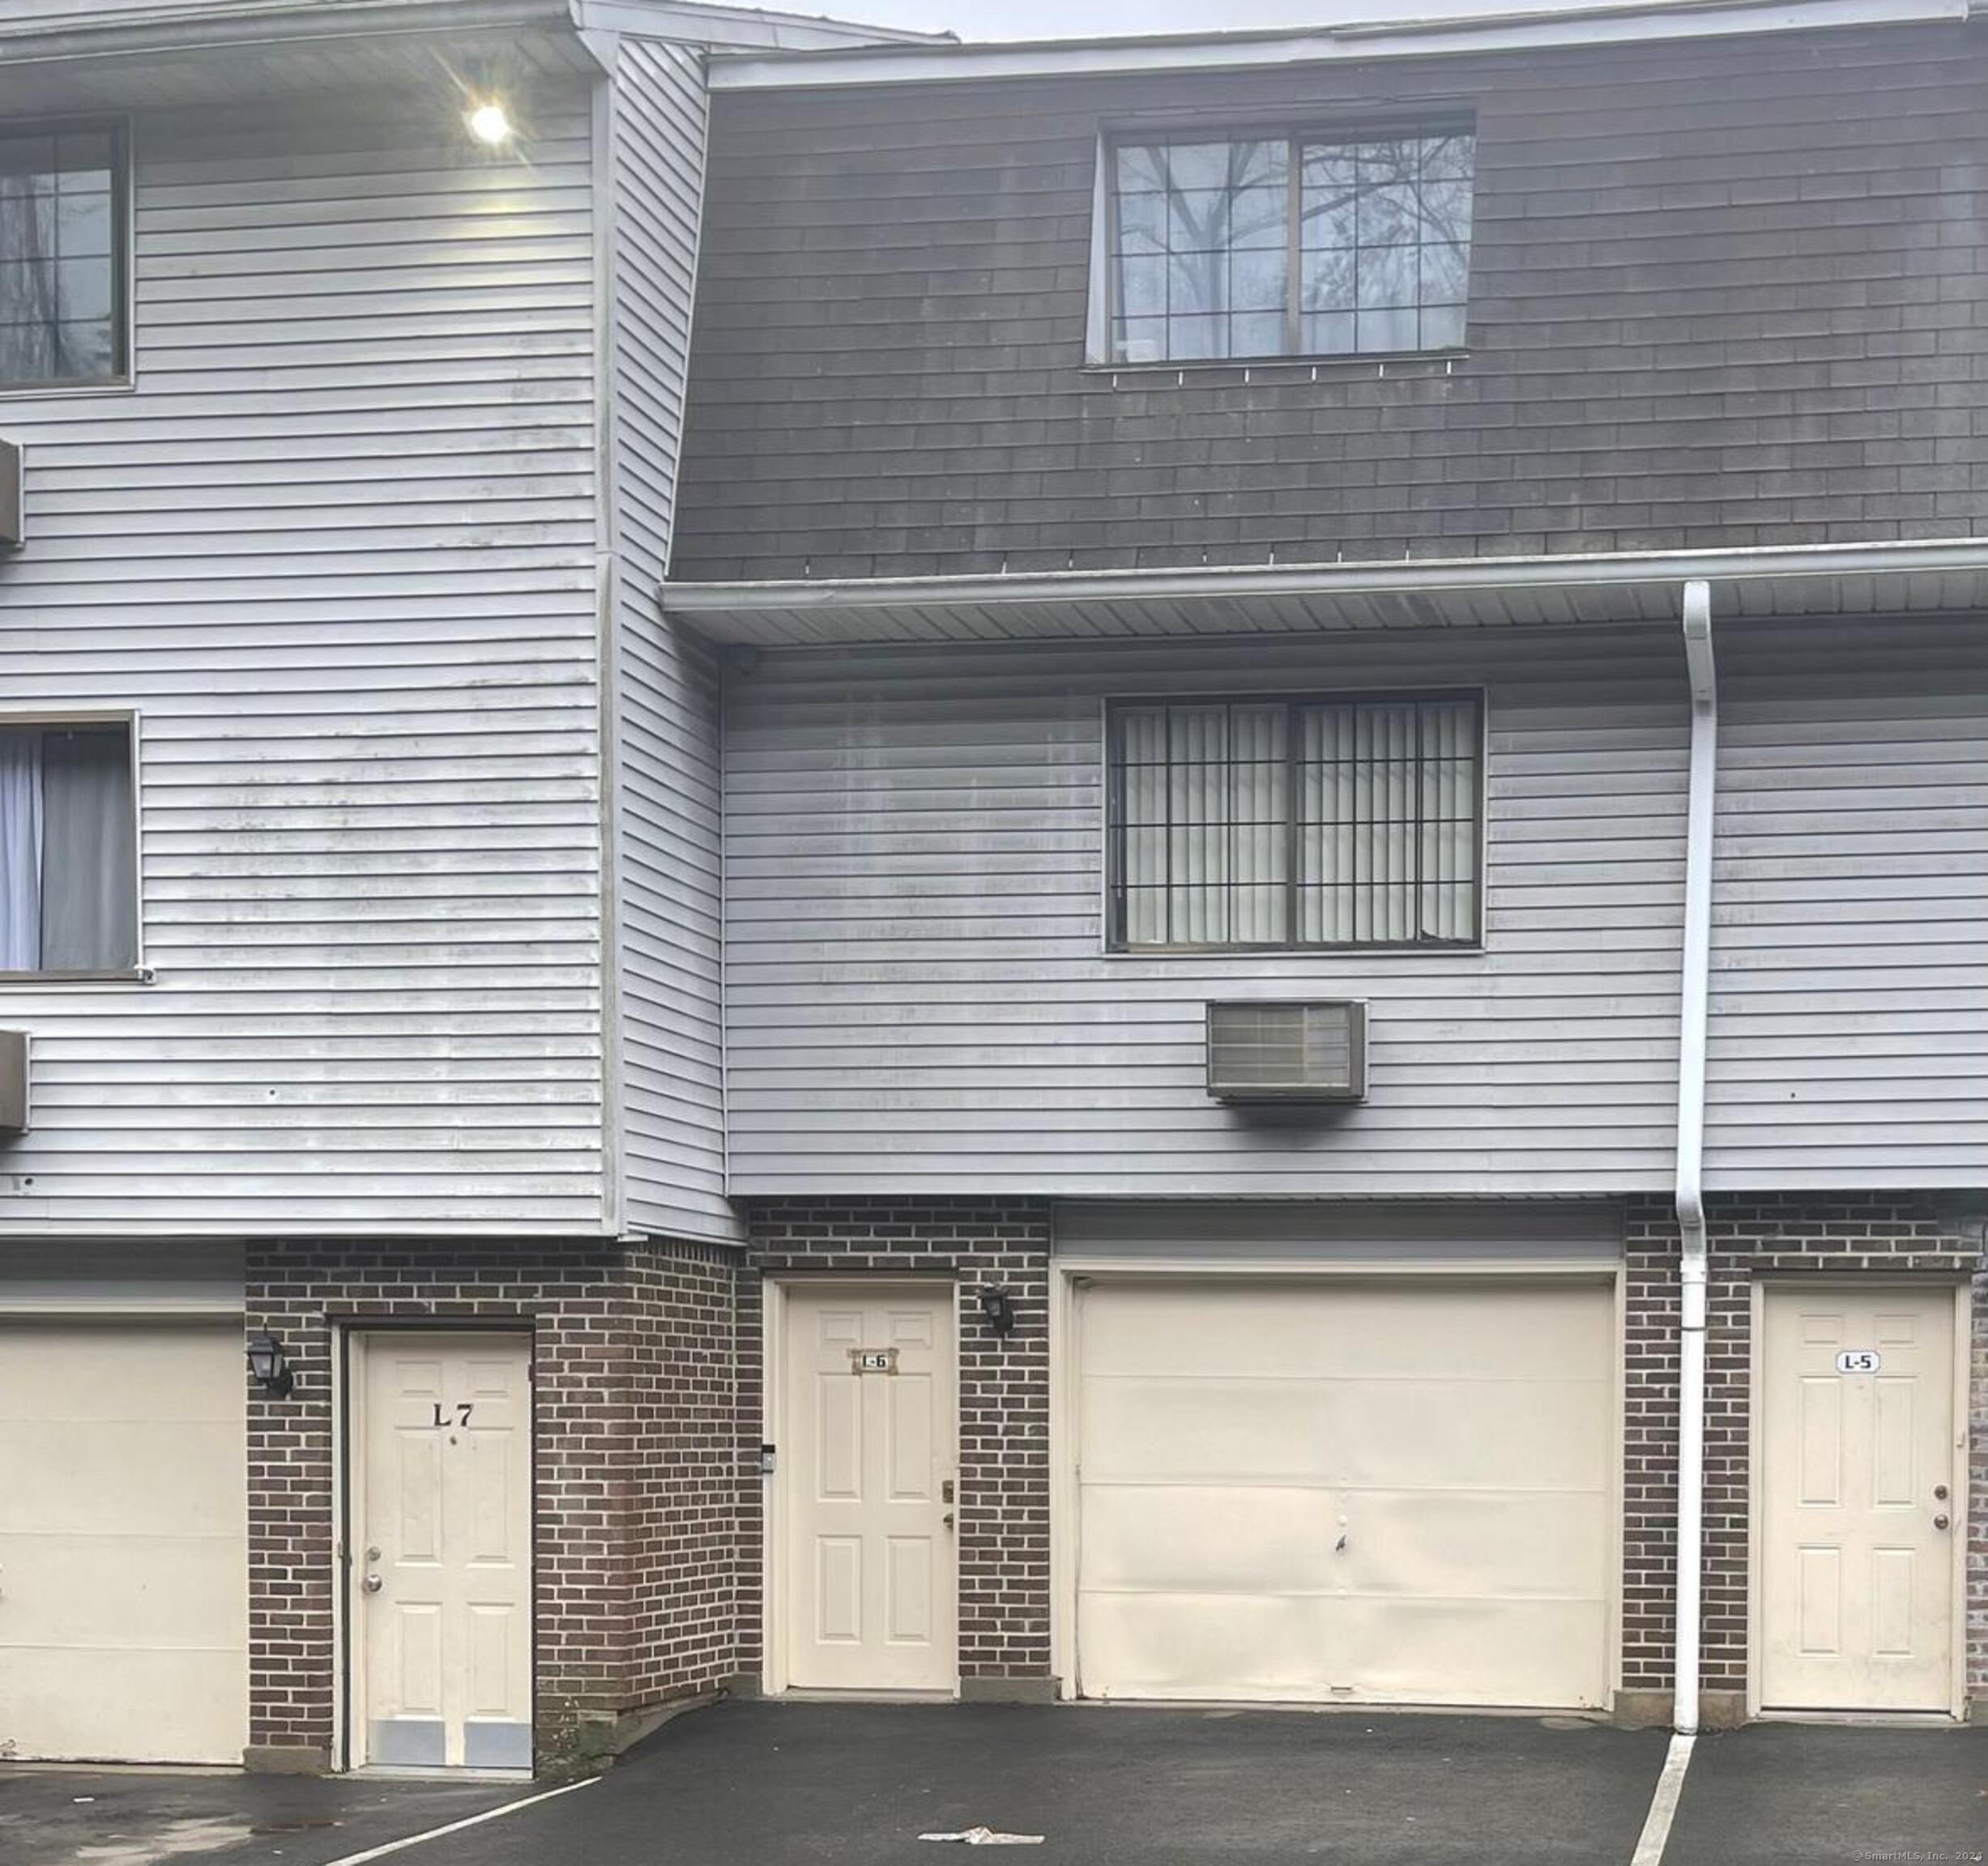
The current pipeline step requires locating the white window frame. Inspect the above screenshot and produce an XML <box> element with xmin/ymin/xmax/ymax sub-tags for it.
<box><xmin>1084</xmin><ymin>119</ymin><xmax>1475</xmax><ymax>369</ymax></box>
<box><xmin>0</xmin><ymin>113</ymin><xmax>137</xmax><ymax>401</ymax></box>
<box><xmin>0</xmin><ymin>706</ymin><xmax>147</xmax><ymax>982</ymax></box>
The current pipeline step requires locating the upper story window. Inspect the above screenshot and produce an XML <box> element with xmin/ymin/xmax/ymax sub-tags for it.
<box><xmin>0</xmin><ymin>121</ymin><xmax>130</xmax><ymax>392</ymax></box>
<box><xmin>0</xmin><ymin>722</ymin><xmax>139</xmax><ymax>974</ymax></box>
<box><xmin>1107</xmin><ymin>692</ymin><xmax>1482</xmax><ymax>952</ymax></box>
<box><xmin>1104</xmin><ymin>129</ymin><xmax>1474</xmax><ymax>365</ymax></box>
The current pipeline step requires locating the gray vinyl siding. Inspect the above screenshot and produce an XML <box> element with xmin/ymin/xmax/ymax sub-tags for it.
<box><xmin>676</xmin><ymin>21</ymin><xmax>1988</xmax><ymax>582</ymax></box>
<box><xmin>606</xmin><ymin>35</ymin><xmax>740</xmax><ymax>1242</ymax></box>
<box><xmin>0</xmin><ymin>91</ymin><xmax>607</xmax><ymax>1235</ymax></box>
<box><xmin>723</xmin><ymin>625</ymin><xmax>1691</xmax><ymax>1198</ymax></box>
<box><xmin>1702</xmin><ymin>616</ymin><xmax>1988</xmax><ymax>1189</ymax></box>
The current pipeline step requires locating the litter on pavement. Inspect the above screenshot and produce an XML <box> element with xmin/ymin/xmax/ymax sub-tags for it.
<box><xmin>918</xmin><ymin>1826</ymin><xmax>1046</xmax><ymax>1846</ymax></box>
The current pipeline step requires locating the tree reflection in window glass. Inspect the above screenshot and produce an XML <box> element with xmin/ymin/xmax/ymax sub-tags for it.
<box><xmin>1111</xmin><ymin>130</ymin><xmax>1472</xmax><ymax>364</ymax></box>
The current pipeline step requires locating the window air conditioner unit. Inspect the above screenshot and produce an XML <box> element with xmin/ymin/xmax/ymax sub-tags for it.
<box><xmin>0</xmin><ymin>1029</ymin><xmax>27</xmax><ymax>1134</ymax></box>
<box><xmin>1205</xmin><ymin>1001</ymin><xmax>1367</xmax><ymax>1104</ymax></box>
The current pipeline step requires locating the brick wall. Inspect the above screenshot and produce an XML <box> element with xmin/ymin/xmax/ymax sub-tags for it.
<box><xmin>736</xmin><ymin>1199</ymin><xmax>1053</xmax><ymax>1689</ymax></box>
<box><xmin>244</xmin><ymin>1237</ymin><xmax>744</xmax><ymax>1769</ymax></box>
<box><xmin>676</xmin><ymin>22</ymin><xmax>1988</xmax><ymax>581</ymax></box>
<box><xmin>1623</xmin><ymin>1193</ymin><xmax>1987</xmax><ymax>1710</ymax></box>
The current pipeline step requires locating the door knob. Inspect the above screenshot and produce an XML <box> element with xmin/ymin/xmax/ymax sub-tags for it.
<box><xmin>941</xmin><ymin>1512</ymin><xmax>954</xmax><ymax>1531</ymax></box>
<box><xmin>1932</xmin><ymin>1514</ymin><xmax>1950</xmax><ymax>1532</ymax></box>
<box><xmin>362</xmin><ymin>1574</ymin><xmax>384</xmax><ymax>1594</ymax></box>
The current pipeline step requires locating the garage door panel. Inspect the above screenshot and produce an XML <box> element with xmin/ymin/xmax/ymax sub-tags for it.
<box><xmin>0</xmin><ymin>1332</ymin><xmax>241</xmax><ymax>1418</ymax></box>
<box><xmin>1082</xmin><ymin>1378</ymin><xmax>1333</xmax><ymax>1484</ymax></box>
<box><xmin>1082</xmin><ymin>1485</ymin><xmax>1341</xmax><ymax>1592</ymax></box>
<box><xmin>1081</xmin><ymin>1284</ymin><xmax>1607</xmax><ymax>1383</ymax></box>
<box><xmin>1</xmin><ymin>1649</ymin><xmax>245</xmax><ymax>1764</ymax></box>
<box><xmin>0</xmin><ymin>1533</ymin><xmax>247</xmax><ymax>1647</ymax></box>
<box><xmin>1325</xmin><ymin>1378</ymin><xmax>1610</xmax><ymax>1491</ymax></box>
<box><xmin>1345</xmin><ymin>1490</ymin><xmax>1610</xmax><ymax>1599</ymax></box>
<box><xmin>1074</xmin><ymin>1280</ymin><xmax>1615</xmax><ymax>1710</ymax></box>
<box><xmin>1333</xmin><ymin>1597</ymin><xmax>1610</xmax><ymax>1707</ymax></box>
<box><xmin>0</xmin><ymin>1420</ymin><xmax>246</xmax><ymax>1536</ymax></box>
<box><xmin>0</xmin><ymin>1323</ymin><xmax>247</xmax><ymax>1764</ymax></box>
<box><xmin>1078</xmin><ymin>1591</ymin><xmax>1322</xmax><ymax>1701</ymax></box>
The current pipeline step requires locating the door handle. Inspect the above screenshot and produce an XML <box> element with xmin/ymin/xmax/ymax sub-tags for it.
<box><xmin>1932</xmin><ymin>1515</ymin><xmax>1950</xmax><ymax>1532</ymax></box>
<box><xmin>941</xmin><ymin>1512</ymin><xmax>954</xmax><ymax>1531</ymax></box>
<box><xmin>362</xmin><ymin>1574</ymin><xmax>384</xmax><ymax>1594</ymax></box>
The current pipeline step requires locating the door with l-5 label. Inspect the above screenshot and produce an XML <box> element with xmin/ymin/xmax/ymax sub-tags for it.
<box><xmin>352</xmin><ymin>1333</ymin><xmax>533</xmax><ymax>1770</ymax></box>
<box><xmin>1760</xmin><ymin>1289</ymin><xmax>1957</xmax><ymax>1711</ymax></box>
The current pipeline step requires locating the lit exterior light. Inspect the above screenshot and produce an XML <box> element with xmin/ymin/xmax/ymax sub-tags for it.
<box><xmin>467</xmin><ymin>101</ymin><xmax>513</xmax><ymax>147</ymax></box>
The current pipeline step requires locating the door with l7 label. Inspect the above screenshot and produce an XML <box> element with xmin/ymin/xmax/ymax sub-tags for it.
<box><xmin>352</xmin><ymin>1332</ymin><xmax>533</xmax><ymax>1770</ymax></box>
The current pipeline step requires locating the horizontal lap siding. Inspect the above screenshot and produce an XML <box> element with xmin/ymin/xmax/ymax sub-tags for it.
<box><xmin>1704</xmin><ymin>617</ymin><xmax>1988</xmax><ymax>1188</ymax></box>
<box><xmin>723</xmin><ymin>626</ymin><xmax>1688</xmax><ymax>1196</ymax></box>
<box><xmin>609</xmin><ymin>37</ymin><xmax>739</xmax><ymax>1242</ymax></box>
<box><xmin>0</xmin><ymin>94</ymin><xmax>606</xmax><ymax>1233</ymax></box>
<box><xmin>676</xmin><ymin>23</ymin><xmax>1988</xmax><ymax>582</ymax></box>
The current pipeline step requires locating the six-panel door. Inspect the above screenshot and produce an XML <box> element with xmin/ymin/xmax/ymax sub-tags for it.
<box><xmin>356</xmin><ymin>1331</ymin><xmax>533</xmax><ymax>1769</ymax></box>
<box><xmin>1760</xmin><ymin>1287</ymin><xmax>1957</xmax><ymax>1712</ymax></box>
<box><xmin>779</xmin><ymin>1285</ymin><xmax>958</xmax><ymax>1692</ymax></box>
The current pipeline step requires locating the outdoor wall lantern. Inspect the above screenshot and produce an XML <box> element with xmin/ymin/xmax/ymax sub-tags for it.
<box><xmin>977</xmin><ymin>1285</ymin><xmax>1016</xmax><ymax>1337</ymax></box>
<box><xmin>245</xmin><ymin>1331</ymin><xmax>295</xmax><ymax>1398</ymax></box>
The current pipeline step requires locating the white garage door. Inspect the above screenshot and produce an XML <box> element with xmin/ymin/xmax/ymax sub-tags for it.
<box><xmin>1075</xmin><ymin>1279</ymin><xmax>1614</xmax><ymax>1708</ymax></box>
<box><xmin>0</xmin><ymin>1323</ymin><xmax>248</xmax><ymax>1762</ymax></box>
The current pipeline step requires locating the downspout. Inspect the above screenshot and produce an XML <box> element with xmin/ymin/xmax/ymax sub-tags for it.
<box><xmin>1674</xmin><ymin>578</ymin><xmax>1717</xmax><ymax>1736</ymax></box>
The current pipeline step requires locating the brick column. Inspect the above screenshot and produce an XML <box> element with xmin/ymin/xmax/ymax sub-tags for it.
<box><xmin>243</xmin><ymin>1238</ymin><xmax>744</xmax><ymax>1773</ymax></box>
<box><xmin>736</xmin><ymin>1199</ymin><xmax>1054</xmax><ymax>1694</ymax></box>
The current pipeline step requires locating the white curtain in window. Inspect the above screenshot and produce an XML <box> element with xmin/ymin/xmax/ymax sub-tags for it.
<box><xmin>0</xmin><ymin>727</ymin><xmax>42</xmax><ymax>971</ymax></box>
<box><xmin>1120</xmin><ymin>704</ymin><xmax>1288</xmax><ymax>945</ymax></box>
<box><xmin>1299</xmin><ymin>696</ymin><xmax>1477</xmax><ymax>943</ymax></box>
<box><xmin>41</xmin><ymin>727</ymin><xmax>136</xmax><ymax>969</ymax></box>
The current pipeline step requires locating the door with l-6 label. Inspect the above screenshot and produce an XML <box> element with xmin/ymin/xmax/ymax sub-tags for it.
<box><xmin>353</xmin><ymin>1333</ymin><xmax>533</xmax><ymax>1770</ymax></box>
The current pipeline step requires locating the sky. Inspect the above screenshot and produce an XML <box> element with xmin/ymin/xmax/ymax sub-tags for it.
<box><xmin>814</xmin><ymin>0</ymin><xmax>1663</xmax><ymax>42</ymax></box>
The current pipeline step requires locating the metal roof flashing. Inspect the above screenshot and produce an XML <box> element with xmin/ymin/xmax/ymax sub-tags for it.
<box><xmin>659</xmin><ymin>538</ymin><xmax>1988</xmax><ymax>649</ymax></box>
<box><xmin>707</xmin><ymin>0</ymin><xmax>1975</xmax><ymax>87</ymax></box>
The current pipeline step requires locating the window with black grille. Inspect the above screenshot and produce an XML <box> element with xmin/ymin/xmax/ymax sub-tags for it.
<box><xmin>0</xmin><ymin>121</ymin><xmax>129</xmax><ymax>391</ymax></box>
<box><xmin>1106</xmin><ymin>691</ymin><xmax>1482</xmax><ymax>952</ymax></box>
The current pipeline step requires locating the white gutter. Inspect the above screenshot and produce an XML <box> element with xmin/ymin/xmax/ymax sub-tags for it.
<box><xmin>661</xmin><ymin>534</ymin><xmax>1988</xmax><ymax>621</ymax></box>
<box><xmin>708</xmin><ymin>0</ymin><xmax>1968</xmax><ymax>88</ymax></box>
<box><xmin>1674</xmin><ymin>577</ymin><xmax>1717</xmax><ymax>1736</ymax></box>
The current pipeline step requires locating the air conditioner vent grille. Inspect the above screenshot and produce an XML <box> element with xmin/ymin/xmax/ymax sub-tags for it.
<box><xmin>1205</xmin><ymin>1000</ymin><xmax>1366</xmax><ymax>1103</ymax></box>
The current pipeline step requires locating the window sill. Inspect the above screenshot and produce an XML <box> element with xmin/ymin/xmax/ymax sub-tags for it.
<box><xmin>0</xmin><ymin>374</ymin><xmax>135</xmax><ymax>403</ymax></box>
<box><xmin>0</xmin><ymin>966</ymin><xmax>154</xmax><ymax>985</ymax></box>
<box><xmin>1079</xmin><ymin>348</ymin><xmax>1468</xmax><ymax>384</ymax></box>
<box><xmin>1104</xmin><ymin>944</ymin><xmax>1484</xmax><ymax>959</ymax></box>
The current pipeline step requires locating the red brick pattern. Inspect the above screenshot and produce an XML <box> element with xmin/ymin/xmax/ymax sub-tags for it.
<box><xmin>736</xmin><ymin>1199</ymin><xmax>1053</xmax><ymax>1686</ymax></box>
<box><xmin>244</xmin><ymin>1238</ymin><xmax>744</xmax><ymax>1766</ymax></box>
<box><xmin>1623</xmin><ymin>1194</ymin><xmax>1986</xmax><ymax>1704</ymax></box>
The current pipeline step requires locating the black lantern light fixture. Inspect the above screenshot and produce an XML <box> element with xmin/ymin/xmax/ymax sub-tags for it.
<box><xmin>977</xmin><ymin>1285</ymin><xmax>1016</xmax><ymax>1338</ymax></box>
<box><xmin>245</xmin><ymin>1331</ymin><xmax>294</xmax><ymax>1398</ymax></box>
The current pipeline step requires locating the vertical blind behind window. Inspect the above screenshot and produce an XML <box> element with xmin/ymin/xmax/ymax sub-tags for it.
<box><xmin>1111</xmin><ymin>694</ymin><xmax>1481</xmax><ymax>948</ymax></box>
<box><xmin>0</xmin><ymin>723</ymin><xmax>138</xmax><ymax>971</ymax></box>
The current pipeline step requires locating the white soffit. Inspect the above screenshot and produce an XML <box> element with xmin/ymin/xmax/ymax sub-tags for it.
<box><xmin>660</xmin><ymin>539</ymin><xmax>1988</xmax><ymax>647</ymax></box>
<box><xmin>708</xmin><ymin>0</ymin><xmax>1973</xmax><ymax>88</ymax></box>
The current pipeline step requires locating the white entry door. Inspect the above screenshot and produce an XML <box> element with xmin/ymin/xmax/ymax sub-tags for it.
<box><xmin>1760</xmin><ymin>1287</ymin><xmax>1959</xmax><ymax>1712</ymax></box>
<box><xmin>0</xmin><ymin>1322</ymin><xmax>246</xmax><ymax>1762</ymax></box>
<box><xmin>779</xmin><ymin>1284</ymin><xmax>957</xmax><ymax>1693</ymax></box>
<box><xmin>353</xmin><ymin>1332</ymin><xmax>533</xmax><ymax>1770</ymax></box>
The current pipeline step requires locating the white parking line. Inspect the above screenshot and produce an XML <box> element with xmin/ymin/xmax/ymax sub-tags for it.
<box><xmin>322</xmin><ymin>1777</ymin><xmax>599</xmax><ymax>1866</ymax></box>
<box><xmin>1630</xmin><ymin>1732</ymin><xmax>1696</xmax><ymax>1866</ymax></box>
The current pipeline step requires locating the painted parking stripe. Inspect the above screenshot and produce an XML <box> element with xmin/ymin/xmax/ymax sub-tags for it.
<box><xmin>322</xmin><ymin>1777</ymin><xmax>599</xmax><ymax>1866</ymax></box>
<box><xmin>1630</xmin><ymin>1733</ymin><xmax>1696</xmax><ymax>1866</ymax></box>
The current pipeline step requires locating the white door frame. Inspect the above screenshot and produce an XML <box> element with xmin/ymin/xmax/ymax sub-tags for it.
<box><xmin>338</xmin><ymin>1324</ymin><xmax>536</xmax><ymax>1771</ymax></box>
<box><xmin>760</xmin><ymin>1275</ymin><xmax>959</xmax><ymax>1697</ymax></box>
<box><xmin>1048</xmin><ymin>1259</ymin><xmax>1626</xmax><ymax>1706</ymax></box>
<box><xmin>1746</xmin><ymin>1276</ymin><xmax>1971</xmax><ymax>1723</ymax></box>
